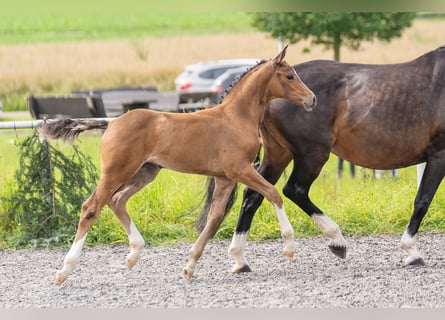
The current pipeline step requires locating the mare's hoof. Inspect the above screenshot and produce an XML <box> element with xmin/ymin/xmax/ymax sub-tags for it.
<box><xmin>329</xmin><ymin>245</ymin><xmax>347</xmax><ymax>259</ymax></box>
<box><xmin>55</xmin><ymin>271</ymin><xmax>67</xmax><ymax>285</ymax></box>
<box><xmin>232</xmin><ymin>264</ymin><xmax>252</xmax><ymax>273</ymax></box>
<box><xmin>405</xmin><ymin>257</ymin><xmax>425</xmax><ymax>266</ymax></box>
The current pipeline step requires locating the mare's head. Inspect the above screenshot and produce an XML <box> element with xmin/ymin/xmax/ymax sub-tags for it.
<box><xmin>267</xmin><ymin>45</ymin><xmax>316</xmax><ymax>111</ymax></box>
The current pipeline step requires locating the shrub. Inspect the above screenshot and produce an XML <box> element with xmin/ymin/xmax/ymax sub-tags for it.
<box><xmin>1</xmin><ymin>130</ymin><xmax>98</xmax><ymax>247</ymax></box>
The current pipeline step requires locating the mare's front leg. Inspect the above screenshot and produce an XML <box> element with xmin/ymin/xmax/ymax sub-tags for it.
<box><xmin>229</xmin><ymin>148</ymin><xmax>292</xmax><ymax>273</ymax></box>
<box><xmin>283</xmin><ymin>154</ymin><xmax>347</xmax><ymax>258</ymax></box>
<box><xmin>184</xmin><ymin>177</ymin><xmax>236</xmax><ymax>279</ymax></box>
<box><xmin>401</xmin><ymin>158</ymin><xmax>445</xmax><ymax>265</ymax></box>
<box><xmin>229</xmin><ymin>165</ymin><xmax>296</xmax><ymax>273</ymax></box>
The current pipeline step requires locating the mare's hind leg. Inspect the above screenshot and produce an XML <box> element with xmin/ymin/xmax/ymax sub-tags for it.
<box><xmin>184</xmin><ymin>177</ymin><xmax>236</xmax><ymax>279</ymax></box>
<box><xmin>107</xmin><ymin>163</ymin><xmax>161</xmax><ymax>269</ymax></box>
<box><xmin>401</xmin><ymin>159</ymin><xmax>445</xmax><ymax>265</ymax></box>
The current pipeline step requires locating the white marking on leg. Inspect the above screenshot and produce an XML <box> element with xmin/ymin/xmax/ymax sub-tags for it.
<box><xmin>56</xmin><ymin>233</ymin><xmax>87</xmax><ymax>284</ymax></box>
<box><xmin>228</xmin><ymin>232</ymin><xmax>249</xmax><ymax>271</ymax></box>
<box><xmin>312</xmin><ymin>213</ymin><xmax>347</xmax><ymax>250</ymax></box>
<box><xmin>400</xmin><ymin>230</ymin><xmax>423</xmax><ymax>265</ymax></box>
<box><xmin>126</xmin><ymin>221</ymin><xmax>145</xmax><ymax>269</ymax></box>
<box><xmin>184</xmin><ymin>246</ymin><xmax>198</xmax><ymax>279</ymax></box>
<box><xmin>273</xmin><ymin>204</ymin><xmax>295</xmax><ymax>259</ymax></box>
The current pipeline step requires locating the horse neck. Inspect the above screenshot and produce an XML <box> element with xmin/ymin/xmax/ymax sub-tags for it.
<box><xmin>220</xmin><ymin>64</ymin><xmax>274</xmax><ymax>125</ymax></box>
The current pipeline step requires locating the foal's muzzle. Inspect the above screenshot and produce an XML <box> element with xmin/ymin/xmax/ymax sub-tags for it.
<box><xmin>303</xmin><ymin>94</ymin><xmax>317</xmax><ymax>112</ymax></box>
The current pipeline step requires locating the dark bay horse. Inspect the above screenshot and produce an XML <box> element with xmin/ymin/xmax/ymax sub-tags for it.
<box><xmin>40</xmin><ymin>46</ymin><xmax>316</xmax><ymax>284</ymax></box>
<box><xmin>197</xmin><ymin>45</ymin><xmax>445</xmax><ymax>272</ymax></box>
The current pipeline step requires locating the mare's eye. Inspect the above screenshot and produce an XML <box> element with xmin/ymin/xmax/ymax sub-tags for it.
<box><xmin>286</xmin><ymin>75</ymin><xmax>294</xmax><ymax>80</ymax></box>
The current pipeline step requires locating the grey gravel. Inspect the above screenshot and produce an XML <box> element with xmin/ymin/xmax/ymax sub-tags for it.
<box><xmin>0</xmin><ymin>233</ymin><xmax>444</xmax><ymax>308</ymax></box>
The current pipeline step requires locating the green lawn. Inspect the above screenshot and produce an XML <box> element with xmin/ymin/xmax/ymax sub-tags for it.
<box><xmin>0</xmin><ymin>12</ymin><xmax>252</xmax><ymax>44</ymax></box>
<box><xmin>1</xmin><ymin>131</ymin><xmax>444</xmax><ymax>249</ymax></box>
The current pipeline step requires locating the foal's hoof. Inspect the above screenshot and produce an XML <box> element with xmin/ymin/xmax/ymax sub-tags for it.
<box><xmin>232</xmin><ymin>264</ymin><xmax>252</xmax><ymax>273</ymax></box>
<box><xmin>55</xmin><ymin>271</ymin><xmax>67</xmax><ymax>285</ymax></box>
<box><xmin>329</xmin><ymin>244</ymin><xmax>347</xmax><ymax>259</ymax></box>
<box><xmin>126</xmin><ymin>257</ymin><xmax>137</xmax><ymax>269</ymax></box>
<box><xmin>183</xmin><ymin>267</ymin><xmax>194</xmax><ymax>280</ymax></box>
<box><xmin>283</xmin><ymin>250</ymin><xmax>295</xmax><ymax>260</ymax></box>
<box><xmin>404</xmin><ymin>257</ymin><xmax>425</xmax><ymax>266</ymax></box>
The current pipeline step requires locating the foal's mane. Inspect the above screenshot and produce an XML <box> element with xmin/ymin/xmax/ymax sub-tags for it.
<box><xmin>218</xmin><ymin>59</ymin><xmax>267</xmax><ymax>104</ymax></box>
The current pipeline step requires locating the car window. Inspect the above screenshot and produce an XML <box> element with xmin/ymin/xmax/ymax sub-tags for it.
<box><xmin>199</xmin><ymin>67</ymin><xmax>233</xmax><ymax>80</ymax></box>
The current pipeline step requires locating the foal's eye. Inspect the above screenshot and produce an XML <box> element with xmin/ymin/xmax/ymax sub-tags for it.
<box><xmin>286</xmin><ymin>75</ymin><xmax>294</xmax><ymax>80</ymax></box>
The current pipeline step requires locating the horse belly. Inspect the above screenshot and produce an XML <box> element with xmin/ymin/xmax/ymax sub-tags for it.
<box><xmin>333</xmin><ymin>131</ymin><xmax>428</xmax><ymax>170</ymax></box>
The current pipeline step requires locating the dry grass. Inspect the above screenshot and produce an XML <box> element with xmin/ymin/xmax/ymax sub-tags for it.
<box><xmin>0</xmin><ymin>19</ymin><xmax>445</xmax><ymax>101</ymax></box>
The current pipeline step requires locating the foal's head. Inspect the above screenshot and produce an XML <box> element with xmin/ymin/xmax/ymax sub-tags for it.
<box><xmin>267</xmin><ymin>45</ymin><xmax>316</xmax><ymax>111</ymax></box>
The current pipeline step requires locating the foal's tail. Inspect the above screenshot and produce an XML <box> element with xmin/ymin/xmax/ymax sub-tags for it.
<box><xmin>194</xmin><ymin>177</ymin><xmax>239</xmax><ymax>232</ymax></box>
<box><xmin>39</xmin><ymin>118</ymin><xmax>110</xmax><ymax>142</ymax></box>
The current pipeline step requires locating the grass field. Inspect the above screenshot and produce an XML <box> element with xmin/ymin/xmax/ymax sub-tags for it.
<box><xmin>0</xmin><ymin>12</ymin><xmax>253</xmax><ymax>44</ymax></box>
<box><xmin>1</xmin><ymin>132</ymin><xmax>444</xmax><ymax>249</ymax></box>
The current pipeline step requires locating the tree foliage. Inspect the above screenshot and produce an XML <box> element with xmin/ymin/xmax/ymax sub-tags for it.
<box><xmin>250</xmin><ymin>12</ymin><xmax>416</xmax><ymax>61</ymax></box>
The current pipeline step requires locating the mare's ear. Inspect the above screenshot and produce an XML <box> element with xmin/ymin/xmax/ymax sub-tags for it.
<box><xmin>272</xmin><ymin>44</ymin><xmax>288</xmax><ymax>65</ymax></box>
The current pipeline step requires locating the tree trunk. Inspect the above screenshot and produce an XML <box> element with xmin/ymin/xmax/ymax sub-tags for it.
<box><xmin>333</xmin><ymin>32</ymin><xmax>341</xmax><ymax>61</ymax></box>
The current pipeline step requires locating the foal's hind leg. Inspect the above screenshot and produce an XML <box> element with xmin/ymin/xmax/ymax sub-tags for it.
<box><xmin>184</xmin><ymin>177</ymin><xmax>236</xmax><ymax>279</ymax></box>
<box><xmin>107</xmin><ymin>163</ymin><xmax>161</xmax><ymax>269</ymax></box>
<box><xmin>56</xmin><ymin>179</ymin><xmax>115</xmax><ymax>285</ymax></box>
<box><xmin>56</xmin><ymin>154</ymin><xmax>148</xmax><ymax>284</ymax></box>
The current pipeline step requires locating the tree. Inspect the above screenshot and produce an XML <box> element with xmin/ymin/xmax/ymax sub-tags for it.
<box><xmin>250</xmin><ymin>12</ymin><xmax>416</xmax><ymax>61</ymax></box>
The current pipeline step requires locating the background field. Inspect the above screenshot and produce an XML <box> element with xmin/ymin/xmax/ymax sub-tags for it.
<box><xmin>1</xmin><ymin>16</ymin><xmax>445</xmax><ymax>111</ymax></box>
<box><xmin>1</xmin><ymin>14</ymin><xmax>445</xmax><ymax>248</ymax></box>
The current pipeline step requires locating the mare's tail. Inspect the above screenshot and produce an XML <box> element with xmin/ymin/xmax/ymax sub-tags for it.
<box><xmin>194</xmin><ymin>147</ymin><xmax>262</xmax><ymax>233</ymax></box>
<box><xmin>39</xmin><ymin>118</ymin><xmax>110</xmax><ymax>142</ymax></box>
<box><xmin>194</xmin><ymin>177</ymin><xmax>238</xmax><ymax>232</ymax></box>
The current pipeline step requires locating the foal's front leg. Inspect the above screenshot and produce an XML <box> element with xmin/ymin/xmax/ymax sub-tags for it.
<box><xmin>184</xmin><ymin>177</ymin><xmax>236</xmax><ymax>279</ymax></box>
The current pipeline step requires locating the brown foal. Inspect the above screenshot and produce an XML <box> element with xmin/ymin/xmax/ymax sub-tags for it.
<box><xmin>40</xmin><ymin>45</ymin><xmax>316</xmax><ymax>284</ymax></box>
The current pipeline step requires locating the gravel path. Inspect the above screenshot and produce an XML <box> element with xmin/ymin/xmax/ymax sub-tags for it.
<box><xmin>1</xmin><ymin>233</ymin><xmax>444</xmax><ymax>308</ymax></box>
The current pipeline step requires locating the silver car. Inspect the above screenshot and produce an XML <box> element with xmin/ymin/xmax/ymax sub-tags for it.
<box><xmin>211</xmin><ymin>66</ymin><xmax>248</xmax><ymax>104</ymax></box>
<box><xmin>175</xmin><ymin>59</ymin><xmax>258</xmax><ymax>104</ymax></box>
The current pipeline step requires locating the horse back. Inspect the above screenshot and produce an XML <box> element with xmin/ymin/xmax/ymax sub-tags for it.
<box><xmin>266</xmin><ymin>48</ymin><xmax>445</xmax><ymax>169</ymax></box>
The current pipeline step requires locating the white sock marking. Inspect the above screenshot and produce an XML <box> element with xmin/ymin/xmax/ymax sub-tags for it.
<box><xmin>273</xmin><ymin>204</ymin><xmax>295</xmax><ymax>255</ymax></box>
<box><xmin>128</xmin><ymin>221</ymin><xmax>145</xmax><ymax>249</ymax></box>
<box><xmin>58</xmin><ymin>233</ymin><xmax>87</xmax><ymax>281</ymax></box>
<box><xmin>228</xmin><ymin>232</ymin><xmax>248</xmax><ymax>269</ymax></box>
<box><xmin>65</xmin><ymin>233</ymin><xmax>87</xmax><ymax>265</ymax></box>
<box><xmin>312</xmin><ymin>214</ymin><xmax>346</xmax><ymax>248</ymax></box>
<box><xmin>400</xmin><ymin>230</ymin><xmax>422</xmax><ymax>264</ymax></box>
<box><xmin>126</xmin><ymin>221</ymin><xmax>145</xmax><ymax>268</ymax></box>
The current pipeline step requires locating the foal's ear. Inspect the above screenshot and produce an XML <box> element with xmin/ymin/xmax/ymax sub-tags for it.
<box><xmin>272</xmin><ymin>45</ymin><xmax>288</xmax><ymax>65</ymax></box>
